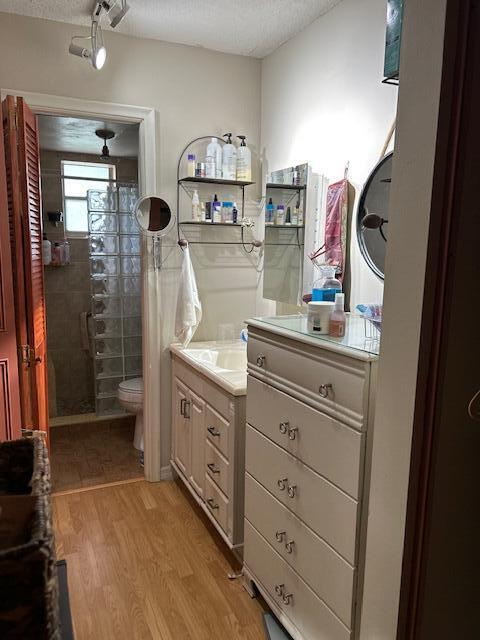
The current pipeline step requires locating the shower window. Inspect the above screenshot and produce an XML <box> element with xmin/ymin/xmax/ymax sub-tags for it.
<box><xmin>62</xmin><ymin>160</ymin><xmax>116</xmax><ymax>236</ymax></box>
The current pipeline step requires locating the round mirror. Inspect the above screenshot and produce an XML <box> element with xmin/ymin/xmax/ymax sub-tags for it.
<box><xmin>357</xmin><ymin>152</ymin><xmax>393</xmax><ymax>279</ymax></box>
<box><xmin>135</xmin><ymin>196</ymin><xmax>175</xmax><ymax>237</ymax></box>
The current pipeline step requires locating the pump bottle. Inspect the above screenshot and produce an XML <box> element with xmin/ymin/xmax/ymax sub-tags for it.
<box><xmin>236</xmin><ymin>135</ymin><xmax>252</xmax><ymax>181</ymax></box>
<box><xmin>222</xmin><ymin>133</ymin><xmax>237</xmax><ymax>180</ymax></box>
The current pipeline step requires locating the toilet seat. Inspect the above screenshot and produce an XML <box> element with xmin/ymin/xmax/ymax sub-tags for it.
<box><xmin>118</xmin><ymin>377</ymin><xmax>143</xmax><ymax>403</ymax></box>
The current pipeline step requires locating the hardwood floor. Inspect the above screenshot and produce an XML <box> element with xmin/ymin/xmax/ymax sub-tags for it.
<box><xmin>50</xmin><ymin>416</ymin><xmax>143</xmax><ymax>493</ymax></box>
<box><xmin>53</xmin><ymin>479</ymin><xmax>266</xmax><ymax>640</ymax></box>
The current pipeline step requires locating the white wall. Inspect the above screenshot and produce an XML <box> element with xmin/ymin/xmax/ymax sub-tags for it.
<box><xmin>261</xmin><ymin>0</ymin><xmax>398</xmax><ymax>308</ymax></box>
<box><xmin>0</xmin><ymin>12</ymin><xmax>262</xmax><ymax>470</ymax></box>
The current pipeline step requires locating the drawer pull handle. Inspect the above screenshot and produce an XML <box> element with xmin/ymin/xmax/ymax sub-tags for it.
<box><xmin>288</xmin><ymin>426</ymin><xmax>298</xmax><ymax>440</ymax></box>
<box><xmin>256</xmin><ymin>354</ymin><xmax>266</xmax><ymax>367</ymax></box>
<box><xmin>275</xmin><ymin>530</ymin><xmax>286</xmax><ymax>543</ymax></box>
<box><xmin>207</xmin><ymin>463</ymin><xmax>220</xmax><ymax>474</ymax></box>
<box><xmin>287</xmin><ymin>484</ymin><xmax>297</xmax><ymax>498</ymax></box>
<box><xmin>285</xmin><ymin>540</ymin><xmax>295</xmax><ymax>553</ymax></box>
<box><xmin>319</xmin><ymin>383</ymin><xmax>333</xmax><ymax>398</ymax></box>
<box><xmin>277</xmin><ymin>477</ymin><xmax>288</xmax><ymax>491</ymax></box>
<box><xmin>279</xmin><ymin>421</ymin><xmax>289</xmax><ymax>434</ymax></box>
<box><xmin>274</xmin><ymin>583</ymin><xmax>285</xmax><ymax>596</ymax></box>
<box><xmin>282</xmin><ymin>592</ymin><xmax>294</xmax><ymax>605</ymax></box>
<box><xmin>207</xmin><ymin>426</ymin><xmax>220</xmax><ymax>437</ymax></box>
<box><xmin>206</xmin><ymin>498</ymin><xmax>219</xmax><ymax>510</ymax></box>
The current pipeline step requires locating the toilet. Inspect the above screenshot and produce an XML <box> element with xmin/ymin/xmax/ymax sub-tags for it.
<box><xmin>118</xmin><ymin>378</ymin><xmax>144</xmax><ymax>450</ymax></box>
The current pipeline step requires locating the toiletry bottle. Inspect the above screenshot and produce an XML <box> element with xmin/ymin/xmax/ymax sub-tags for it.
<box><xmin>205</xmin><ymin>201</ymin><xmax>212</xmax><ymax>222</ymax></box>
<box><xmin>329</xmin><ymin>293</ymin><xmax>346</xmax><ymax>337</ymax></box>
<box><xmin>265</xmin><ymin>197</ymin><xmax>274</xmax><ymax>225</ymax></box>
<box><xmin>187</xmin><ymin>153</ymin><xmax>196</xmax><ymax>177</ymax></box>
<box><xmin>52</xmin><ymin>242</ymin><xmax>61</xmax><ymax>266</ymax></box>
<box><xmin>192</xmin><ymin>189</ymin><xmax>200</xmax><ymax>221</ymax></box>
<box><xmin>290</xmin><ymin>204</ymin><xmax>298</xmax><ymax>225</ymax></box>
<box><xmin>275</xmin><ymin>204</ymin><xmax>285</xmax><ymax>225</ymax></box>
<box><xmin>222</xmin><ymin>133</ymin><xmax>237</xmax><ymax>180</ymax></box>
<box><xmin>205</xmin><ymin>155</ymin><xmax>216</xmax><ymax>178</ymax></box>
<box><xmin>295</xmin><ymin>198</ymin><xmax>303</xmax><ymax>225</ymax></box>
<box><xmin>232</xmin><ymin>203</ymin><xmax>238</xmax><ymax>224</ymax></box>
<box><xmin>42</xmin><ymin>232</ymin><xmax>51</xmax><ymax>266</ymax></box>
<box><xmin>206</xmin><ymin>138</ymin><xmax>222</xmax><ymax>179</ymax></box>
<box><xmin>200</xmin><ymin>202</ymin><xmax>206</xmax><ymax>222</ymax></box>
<box><xmin>312</xmin><ymin>265</ymin><xmax>342</xmax><ymax>302</ymax></box>
<box><xmin>63</xmin><ymin>240</ymin><xmax>70</xmax><ymax>265</ymax></box>
<box><xmin>285</xmin><ymin>206</ymin><xmax>291</xmax><ymax>225</ymax></box>
<box><xmin>212</xmin><ymin>194</ymin><xmax>222</xmax><ymax>223</ymax></box>
<box><xmin>236</xmin><ymin>135</ymin><xmax>252</xmax><ymax>181</ymax></box>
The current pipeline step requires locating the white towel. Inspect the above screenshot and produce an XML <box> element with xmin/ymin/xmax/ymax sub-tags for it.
<box><xmin>175</xmin><ymin>247</ymin><xmax>202</xmax><ymax>347</ymax></box>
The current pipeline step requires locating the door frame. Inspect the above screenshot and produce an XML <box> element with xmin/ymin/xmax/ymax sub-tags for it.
<box><xmin>1</xmin><ymin>88</ymin><xmax>163</xmax><ymax>481</ymax></box>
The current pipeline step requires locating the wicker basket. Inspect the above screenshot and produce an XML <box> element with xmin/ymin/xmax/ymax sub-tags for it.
<box><xmin>0</xmin><ymin>434</ymin><xmax>60</xmax><ymax>639</ymax></box>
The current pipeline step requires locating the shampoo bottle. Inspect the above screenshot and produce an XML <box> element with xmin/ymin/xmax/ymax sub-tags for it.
<box><xmin>265</xmin><ymin>197</ymin><xmax>274</xmax><ymax>225</ymax></box>
<box><xmin>222</xmin><ymin>133</ymin><xmax>237</xmax><ymax>180</ymax></box>
<box><xmin>191</xmin><ymin>190</ymin><xmax>200</xmax><ymax>221</ymax></box>
<box><xmin>42</xmin><ymin>233</ymin><xmax>51</xmax><ymax>266</ymax></box>
<box><xmin>236</xmin><ymin>135</ymin><xmax>252</xmax><ymax>182</ymax></box>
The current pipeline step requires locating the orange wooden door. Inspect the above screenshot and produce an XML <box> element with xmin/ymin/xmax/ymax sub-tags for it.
<box><xmin>2</xmin><ymin>95</ymin><xmax>48</xmax><ymax>441</ymax></box>
<box><xmin>0</xmin><ymin>101</ymin><xmax>22</xmax><ymax>440</ymax></box>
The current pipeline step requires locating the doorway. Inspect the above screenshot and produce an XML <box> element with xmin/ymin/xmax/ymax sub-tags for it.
<box><xmin>38</xmin><ymin>113</ymin><xmax>144</xmax><ymax>492</ymax></box>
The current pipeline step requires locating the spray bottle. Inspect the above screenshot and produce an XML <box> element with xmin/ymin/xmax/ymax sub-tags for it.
<box><xmin>236</xmin><ymin>135</ymin><xmax>252</xmax><ymax>181</ymax></box>
<box><xmin>222</xmin><ymin>133</ymin><xmax>237</xmax><ymax>180</ymax></box>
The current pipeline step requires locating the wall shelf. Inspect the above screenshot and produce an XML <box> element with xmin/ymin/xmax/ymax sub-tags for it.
<box><xmin>266</xmin><ymin>183</ymin><xmax>306</xmax><ymax>191</ymax></box>
<box><xmin>179</xmin><ymin>176</ymin><xmax>254</xmax><ymax>187</ymax></box>
<box><xmin>179</xmin><ymin>220</ymin><xmax>246</xmax><ymax>227</ymax></box>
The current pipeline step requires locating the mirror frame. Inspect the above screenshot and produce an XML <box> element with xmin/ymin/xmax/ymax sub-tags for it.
<box><xmin>134</xmin><ymin>195</ymin><xmax>176</xmax><ymax>237</ymax></box>
<box><xmin>356</xmin><ymin>151</ymin><xmax>393</xmax><ymax>280</ymax></box>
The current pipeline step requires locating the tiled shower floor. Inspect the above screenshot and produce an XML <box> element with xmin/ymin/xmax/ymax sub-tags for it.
<box><xmin>50</xmin><ymin>416</ymin><xmax>143</xmax><ymax>493</ymax></box>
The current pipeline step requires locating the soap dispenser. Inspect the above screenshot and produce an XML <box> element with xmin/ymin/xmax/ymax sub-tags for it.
<box><xmin>222</xmin><ymin>133</ymin><xmax>237</xmax><ymax>180</ymax></box>
<box><xmin>236</xmin><ymin>135</ymin><xmax>252</xmax><ymax>182</ymax></box>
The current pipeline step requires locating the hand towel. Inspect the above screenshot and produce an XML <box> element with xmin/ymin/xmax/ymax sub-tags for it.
<box><xmin>175</xmin><ymin>247</ymin><xmax>202</xmax><ymax>347</ymax></box>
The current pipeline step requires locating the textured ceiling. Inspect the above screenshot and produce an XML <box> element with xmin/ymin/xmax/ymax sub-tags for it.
<box><xmin>0</xmin><ymin>0</ymin><xmax>343</xmax><ymax>57</ymax></box>
<box><xmin>38</xmin><ymin>115</ymin><xmax>139</xmax><ymax>156</ymax></box>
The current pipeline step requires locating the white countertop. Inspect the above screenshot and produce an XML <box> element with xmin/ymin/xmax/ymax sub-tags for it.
<box><xmin>247</xmin><ymin>314</ymin><xmax>380</xmax><ymax>362</ymax></box>
<box><xmin>170</xmin><ymin>340</ymin><xmax>247</xmax><ymax>396</ymax></box>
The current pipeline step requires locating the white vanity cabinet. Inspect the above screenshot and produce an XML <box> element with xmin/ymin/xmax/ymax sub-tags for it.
<box><xmin>170</xmin><ymin>352</ymin><xmax>246</xmax><ymax>551</ymax></box>
<box><xmin>243</xmin><ymin>318</ymin><xmax>378</xmax><ymax>640</ymax></box>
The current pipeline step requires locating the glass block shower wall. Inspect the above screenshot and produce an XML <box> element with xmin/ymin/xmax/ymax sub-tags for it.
<box><xmin>88</xmin><ymin>185</ymin><xmax>142</xmax><ymax>416</ymax></box>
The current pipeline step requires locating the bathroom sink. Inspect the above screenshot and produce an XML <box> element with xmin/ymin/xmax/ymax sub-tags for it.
<box><xmin>170</xmin><ymin>340</ymin><xmax>247</xmax><ymax>395</ymax></box>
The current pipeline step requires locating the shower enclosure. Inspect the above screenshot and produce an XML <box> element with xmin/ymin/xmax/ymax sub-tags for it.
<box><xmin>88</xmin><ymin>185</ymin><xmax>142</xmax><ymax>416</ymax></box>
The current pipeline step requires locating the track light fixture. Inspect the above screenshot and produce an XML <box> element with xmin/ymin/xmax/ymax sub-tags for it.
<box><xmin>69</xmin><ymin>1</ymin><xmax>129</xmax><ymax>70</ymax></box>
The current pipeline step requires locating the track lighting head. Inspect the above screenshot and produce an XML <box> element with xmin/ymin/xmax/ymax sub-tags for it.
<box><xmin>69</xmin><ymin>19</ymin><xmax>106</xmax><ymax>70</ymax></box>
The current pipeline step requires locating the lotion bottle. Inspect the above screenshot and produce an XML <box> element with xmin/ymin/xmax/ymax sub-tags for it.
<box><xmin>236</xmin><ymin>135</ymin><xmax>252</xmax><ymax>181</ymax></box>
<box><xmin>222</xmin><ymin>133</ymin><xmax>237</xmax><ymax>180</ymax></box>
<box><xmin>191</xmin><ymin>190</ymin><xmax>200</xmax><ymax>221</ymax></box>
<box><xmin>329</xmin><ymin>293</ymin><xmax>346</xmax><ymax>337</ymax></box>
<box><xmin>206</xmin><ymin>138</ymin><xmax>222</xmax><ymax>178</ymax></box>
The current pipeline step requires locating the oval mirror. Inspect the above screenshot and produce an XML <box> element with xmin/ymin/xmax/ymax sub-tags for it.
<box><xmin>134</xmin><ymin>196</ymin><xmax>175</xmax><ymax>237</ymax></box>
<box><xmin>357</xmin><ymin>151</ymin><xmax>393</xmax><ymax>280</ymax></box>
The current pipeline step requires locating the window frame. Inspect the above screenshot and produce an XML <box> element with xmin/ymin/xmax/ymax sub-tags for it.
<box><xmin>61</xmin><ymin>160</ymin><xmax>117</xmax><ymax>238</ymax></box>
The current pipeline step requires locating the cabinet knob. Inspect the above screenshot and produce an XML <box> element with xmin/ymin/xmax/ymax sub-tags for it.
<box><xmin>287</xmin><ymin>484</ymin><xmax>297</xmax><ymax>498</ymax></box>
<box><xmin>282</xmin><ymin>592</ymin><xmax>294</xmax><ymax>605</ymax></box>
<box><xmin>277</xmin><ymin>477</ymin><xmax>288</xmax><ymax>491</ymax></box>
<box><xmin>256</xmin><ymin>354</ymin><xmax>266</xmax><ymax>367</ymax></box>
<box><xmin>206</xmin><ymin>498</ymin><xmax>219</xmax><ymax>510</ymax></box>
<box><xmin>207</xmin><ymin>462</ymin><xmax>220</xmax><ymax>474</ymax></box>
<box><xmin>207</xmin><ymin>426</ymin><xmax>220</xmax><ymax>437</ymax></box>
<box><xmin>275</xmin><ymin>530</ymin><xmax>286</xmax><ymax>543</ymax></box>
<box><xmin>319</xmin><ymin>383</ymin><xmax>333</xmax><ymax>398</ymax></box>
<box><xmin>279</xmin><ymin>421</ymin><xmax>289</xmax><ymax>434</ymax></box>
<box><xmin>274</xmin><ymin>583</ymin><xmax>285</xmax><ymax>596</ymax></box>
<box><xmin>285</xmin><ymin>540</ymin><xmax>295</xmax><ymax>554</ymax></box>
<box><xmin>288</xmin><ymin>426</ymin><xmax>298</xmax><ymax>440</ymax></box>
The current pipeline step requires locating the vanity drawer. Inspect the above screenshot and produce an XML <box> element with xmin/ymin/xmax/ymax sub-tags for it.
<box><xmin>204</xmin><ymin>474</ymin><xmax>228</xmax><ymax>534</ymax></box>
<box><xmin>205</xmin><ymin>439</ymin><xmax>229</xmax><ymax>496</ymax></box>
<box><xmin>244</xmin><ymin>520</ymin><xmax>351</xmax><ymax>640</ymax></box>
<box><xmin>205</xmin><ymin>403</ymin><xmax>230</xmax><ymax>459</ymax></box>
<box><xmin>245</xmin><ymin>472</ymin><xmax>354</xmax><ymax>627</ymax></box>
<box><xmin>248</xmin><ymin>333</ymin><xmax>368</xmax><ymax>430</ymax></box>
<box><xmin>247</xmin><ymin>376</ymin><xmax>364</xmax><ymax>498</ymax></box>
<box><xmin>246</xmin><ymin>424</ymin><xmax>358</xmax><ymax>564</ymax></box>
